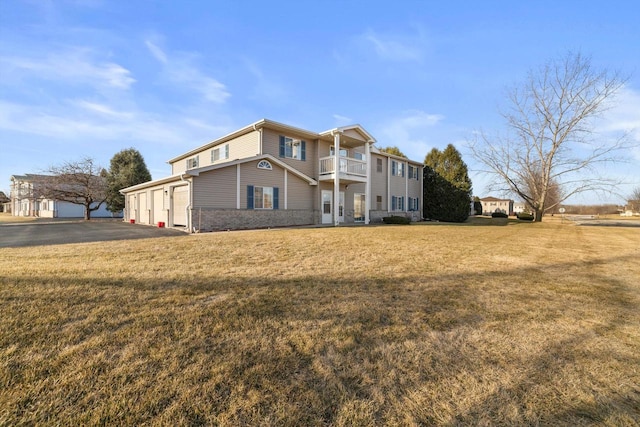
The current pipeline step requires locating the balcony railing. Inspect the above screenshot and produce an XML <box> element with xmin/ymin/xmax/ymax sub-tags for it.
<box><xmin>319</xmin><ymin>156</ymin><xmax>367</xmax><ymax>177</ymax></box>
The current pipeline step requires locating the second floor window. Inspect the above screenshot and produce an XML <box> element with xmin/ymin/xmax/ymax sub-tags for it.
<box><xmin>186</xmin><ymin>156</ymin><xmax>199</xmax><ymax>169</ymax></box>
<box><xmin>376</xmin><ymin>158</ymin><xmax>383</xmax><ymax>173</ymax></box>
<box><xmin>408</xmin><ymin>165</ymin><xmax>420</xmax><ymax>180</ymax></box>
<box><xmin>212</xmin><ymin>144</ymin><xmax>229</xmax><ymax>162</ymax></box>
<box><xmin>279</xmin><ymin>136</ymin><xmax>306</xmax><ymax>161</ymax></box>
<box><xmin>391</xmin><ymin>160</ymin><xmax>405</xmax><ymax>177</ymax></box>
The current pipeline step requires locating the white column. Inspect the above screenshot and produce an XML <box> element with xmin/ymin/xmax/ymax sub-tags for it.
<box><xmin>387</xmin><ymin>158</ymin><xmax>392</xmax><ymax>212</ymax></box>
<box><xmin>333</xmin><ymin>131</ymin><xmax>341</xmax><ymax>226</ymax></box>
<box><xmin>405</xmin><ymin>161</ymin><xmax>409</xmax><ymax>212</ymax></box>
<box><xmin>365</xmin><ymin>141</ymin><xmax>371</xmax><ymax>224</ymax></box>
<box><xmin>284</xmin><ymin>169</ymin><xmax>288</xmax><ymax>210</ymax></box>
<box><xmin>236</xmin><ymin>164</ymin><xmax>241</xmax><ymax>209</ymax></box>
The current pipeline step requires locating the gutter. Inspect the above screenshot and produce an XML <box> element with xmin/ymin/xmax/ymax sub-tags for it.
<box><xmin>180</xmin><ymin>173</ymin><xmax>193</xmax><ymax>233</ymax></box>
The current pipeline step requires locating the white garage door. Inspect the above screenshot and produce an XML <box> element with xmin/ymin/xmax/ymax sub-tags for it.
<box><xmin>152</xmin><ymin>189</ymin><xmax>164</xmax><ymax>225</ymax></box>
<box><xmin>172</xmin><ymin>185</ymin><xmax>189</xmax><ymax>227</ymax></box>
<box><xmin>128</xmin><ymin>195</ymin><xmax>136</xmax><ymax>222</ymax></box>
<box><xmin>138</xmin><ymin>192</ymin><xmax>148</xmax><ymax>224</ymax></box>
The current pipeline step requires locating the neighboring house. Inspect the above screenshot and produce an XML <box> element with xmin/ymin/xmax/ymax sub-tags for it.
<box><xmin>621</xmin><ymin>199</ymin><xmax>640</xmax><ymax>216</ymax></box>
<box><xmin>120</xmin><ymin>119</ymin><xmax>423</xmax><ymax>232</ymax></box>
<box><xmin>480</xmin><ymin>196</ymin><xmax>514</xmax><ymax>215</ymax></box>
<box><xmin>9</xmin><ymin>174</ymin><xmax>115</xmax><ymax>218</ymax></box>
<box><xmin>513</xmin><ymin>202</ymin><xmax>527</xmax><ymax>214</ymax></box>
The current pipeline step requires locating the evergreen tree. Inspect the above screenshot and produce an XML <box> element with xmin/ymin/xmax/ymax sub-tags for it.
<box><xmin>423</xmin><ymin>144</ymin><xmax>472</xmax><ymax>222</ymax></box>
<box><xmin>106</xmin><ymin>149</ymin><xmax>152</xmax><ymax>213</ymax></box>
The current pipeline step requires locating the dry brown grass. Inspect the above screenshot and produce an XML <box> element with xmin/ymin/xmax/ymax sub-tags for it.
<box><xmin>1</xmin><ymin>222</ymin><xmax>639</xmax><ymax>425</ymax></box>
<box><xmin>0</xmin><ymin>213</ymin><xmax>35</xmax><ymax>223</ymax></box>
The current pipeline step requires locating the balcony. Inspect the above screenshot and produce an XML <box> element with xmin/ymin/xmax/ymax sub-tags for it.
<box><xmin>319</xmin><ymin>156</ymin><xmax>367</xmax><ymax>183</ymax></box>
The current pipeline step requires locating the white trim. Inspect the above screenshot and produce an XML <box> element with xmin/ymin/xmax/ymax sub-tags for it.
<box><xmin>236</xmin><ymin>164</ymin><xmax>241</xmax><ymax>209</ymax></box>
<box><xmin>387</xmin><ymin>157</ymin><xmax>391</xmax><ymax>212</ymax></box>
<box><xmin>365</xmin><ymin>141</ymin><xmax>371</xmax><ymax>224</ymax></box>
<box><xmin>284</xmin><ymin>169</ymin><xmax>288</xmax><ymax>210</ymax></box>
<box><xmin>405</xmin><ymin>161</ymin><xmax>409</xmax><ymax>212</ymax></box>
<box><xmin>333</xmin><ymin>131</ymin><xmax>341</xmax><ymax>226</ymax></box>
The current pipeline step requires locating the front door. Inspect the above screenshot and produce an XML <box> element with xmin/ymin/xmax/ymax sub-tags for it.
<box><xmin>321</xmin><ymin>190</ymin><xmax>332</xmax><ymax>224</ymax></box>
<box><xmin>354</xmin><ymin>193</ymin><xmax>365</xmax><ymax>222</ymax></box>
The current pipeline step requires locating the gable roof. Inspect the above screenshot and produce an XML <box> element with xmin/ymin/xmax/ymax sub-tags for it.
<box><xmin>480</xmin><ymin>196</ymin><xmax>513</xmax><ymax>202</ymax></box>
<box><xmin>121</xmin><ymin>154</ymin><xmax>317</xmax><ymax>194</ymax></box>
<box><xmin>318</xmin><ymin>124</ymin><xmax>376</xmax><ymax>143</ymax></box>
<box><xmin>167</xmin><ymin>119</ymin><xmax>378</xmax><ymax>164</ymax></box>
<box><xmin>189</xmin><ymin>154</ymin><xmax>317</xmax><ymax>185</ymax></box>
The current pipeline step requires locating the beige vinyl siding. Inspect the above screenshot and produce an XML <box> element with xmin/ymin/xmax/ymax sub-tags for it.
<box><xmin>261</xmin><ymin>128</ymin><xmax>316</xmax><ymax>178</ymax></box>
<box><xmin>225</xmin><ymin>130</ymin><xmax>260</xmax><ymax>162</ymax></box>
<box><xmin>370</xmin><ymin>154</ymin><xmax>388</xmax><ymax>207</ymax></box>
<box><xmin>240</xmin><ymin>160</ymin><xmax>285</xmax><ymax>209</ymax></box>
<box><xmin>192</xmin><ymin>167</ymin><xmax>237</xmax><ymax>208</ymax></box>
<box><xmin>172</xmin><ymin>161</ymin><xmax>187</xmax><ymax>175</ymax></box>
<box><xmin>408</xmin><ymin>165</ymin><xmax>422</xmax><ymax>198</ymax></box>
<box><xmin>286</xmin><ymin>174</ymin><xmax>314</xmax><ymax>210</ymax></box>
<box><xmin>318</xmin><ymin>139</ymin><xmax>333</xmax><ymax>159</ymax></box>
<box><xmin>342</xmin><ymin>129</ymin><xmax>367</xmax><ymax>141</ymax></box>
<box><xmin>169</xmin><ymin>130</ymin><xmax>261</xmax><ymax>174</ymax></box>
<box><xmin>389</xmin><ymin>165</ymin><xmax>406</xmax><ymax>195</ymax></box>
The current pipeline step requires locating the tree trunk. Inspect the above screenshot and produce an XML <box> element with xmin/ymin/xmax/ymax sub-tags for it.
<box><xmin>534</xmin><ymin>209</ymin><xmax>543</xmax><ymax>222</ymax></box>
<box><xmin>85</xmin><ymin>205</ymin><xmax>91</xmax><ymax>220</ymax></box>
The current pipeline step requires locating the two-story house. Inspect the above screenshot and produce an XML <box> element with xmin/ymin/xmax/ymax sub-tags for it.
<box><xmin>480</xmin><ymin>196</ymin><xmax>514</xmax><ymax>216</ymax></box>
<box><xmin>120</xmin><ymin>119</ymin><xmax>423</xmax><ymax>232</ymax></box>
<box><xmin>9</xmin><ymin>174</ymin><xmax>114</xmax><ymax>218</ymax></box>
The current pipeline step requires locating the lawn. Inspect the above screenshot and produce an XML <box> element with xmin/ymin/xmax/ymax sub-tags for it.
<box><xmin>1</xmin><ymin>222</ymin><xmax>639</xmax><ymax>425</ymax></box>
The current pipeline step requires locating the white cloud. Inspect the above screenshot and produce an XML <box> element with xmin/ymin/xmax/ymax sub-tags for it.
<box><xmin>0</xmin><ymin>99</ymin><xmax>224</xmax><ymax>146</ymax></box>
<box><xmin>333</xmin><ymin>114</ymin><xmax>353</xmax><ymax>126</ymax></box>
<box><xmin>374</xmin><ymin>110</ymin><xmax>445</xmax><ymax>160</ymax></box>
<box><xmin>145</xmin><ymin>40</ymin><xmax>168</xmax><ymax>64</ymax></box>
<box><xmin>361</xmin><ymin>29</ymin><xmax>425</xmax><ymax>62</ymax></box>
<box><xmin>145</xmin><ymin>40</ymin><xmax>230</xmax><ymax>104</ymax></box>
<box><xmin>0</xmin><ymin>48</ymin><xmax>135</xmax><ymax>90</ymax></box>
<box><xmin>345</xmin><ymin>27</ymin><xmax>430</xmax><ymax>63</ymax></box>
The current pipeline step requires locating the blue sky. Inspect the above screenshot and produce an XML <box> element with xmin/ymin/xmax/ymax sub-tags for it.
<box><xmin>1</xmin><ymin>0</ymin><xmax>639</xmax><ymax>204</ymax></box>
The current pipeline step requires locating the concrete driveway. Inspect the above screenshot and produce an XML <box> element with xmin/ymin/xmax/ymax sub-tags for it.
<box><xmin>0</xmin><ymin>219</ymin><xmax>186</xmax><ymax>248</ymax></box>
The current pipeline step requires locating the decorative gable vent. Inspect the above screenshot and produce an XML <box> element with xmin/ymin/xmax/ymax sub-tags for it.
<box><xmin>257</xmin><ymin>160</ymin><xmax>272</xmax><ymax>170</ymax></box>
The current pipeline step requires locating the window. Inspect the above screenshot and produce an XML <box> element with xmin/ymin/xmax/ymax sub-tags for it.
<box><xmin>330</xmin><ymin>146</ymin><xmax>348</xmax><ymax>157</ymax></box>
<box><xmin>186</xmin><ymin>156</ymin><xmax>199</xmax><ymax>169</ymax></box>
<box><xmin>353</xmin><ymin>152</ymin><xmax>365</xmax><ymax>161</ymax></box>
<box><xmin>247</xmin><ymin>185</ymin><xmax>279</xmax><ymax>210</ymax></box>
<box><xmin>408</xmin><ymin>197</ymin><xmax>420</xmax><ymax>211</ymax></box>
<box><xmin>391</xmin><ymin>196</ymin><xmax>405</xmax><ymax>211</ymax></box>
<box><xmin>279</xmin><ymin>136</ymin><xmax>306</xmax><ymax>160</ymax></box>
<box><xmin>376</xmin><ymin>195</ymin><xmax>382</xmax><ymax>210</ymax></box>
<box><xmin>212</xmin><ymin>144</ymin><xmax>229</xmax><ymax>162</ymax></box>
<box><xmin>257</xmin><ymin>160</ymin><xmax>272</xmax><ymax>170</ymax></box>
<box><xmin>408</xmin><ymin>165</ymin><xmax>420</xmax><ymax>180</ymax></box>
<box><xmin>391</xmin><ymin>160</ymin><xmax>405</xmax><ymax>177</ymax></box>
<box><xmin>376</xmin><ymin>158</ymin><xmax>383</xmax><ymax>173</ymax></box>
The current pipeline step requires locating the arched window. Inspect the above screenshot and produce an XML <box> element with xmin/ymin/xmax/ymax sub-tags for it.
<box><xmin>257</xmin><ymin>160</ymin><xmax>272</xmax><ymax>170</ymax></box>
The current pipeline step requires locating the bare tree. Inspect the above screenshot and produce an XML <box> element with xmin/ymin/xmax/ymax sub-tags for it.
<box><xmin>43</xmin><ymin>157</ymin><xmax>108</xmax><ymax>220</ymax></box>
<box><xmin>470</xmin><ymin>52</ymin><xmax>631</xmax><ymax>221</ymax></box>
<box><xmin>631</xmin><ymin>186</ymin><xmax>640</xmax><ymax>201</ymax></box>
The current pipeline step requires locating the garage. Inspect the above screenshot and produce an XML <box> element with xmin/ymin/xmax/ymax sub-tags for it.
<box><xmin>138</xmin><ymin>192</ymin><xmax>148</xmax><ymax>224</ymax></box>
<box><xmin>152</xmin><ymin>189</ymin><xmax>164</xmax><ymax>225</ymax></box>
<box><xmin>128</xmin><ymin>194</ymin><xmax>136</xmax><ymax>222</ymax></box>
<box><xmin>172</xmin><ymin>185</ymin><xmax>189</xmax><ymax>227</ymax></box>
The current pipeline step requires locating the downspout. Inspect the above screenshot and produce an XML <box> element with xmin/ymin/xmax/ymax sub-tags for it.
<box><xmin>180</xmin><ymin>173</ymin><xmax>193</xmax><ymax>233</ymax></box>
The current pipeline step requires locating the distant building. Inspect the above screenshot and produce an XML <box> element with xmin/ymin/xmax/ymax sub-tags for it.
<box><xmin>480</xmin><ymin>196</ymin><xmax>514</xmax><ymax>215</ymax></box>
<box><xmin>9</xmin><ymin>174</ymin><xmax>116</xmax><ymax>218</ymax></box>
<box><xmin>513</xmin><ymin>202</ymin><xmax>527</xmax><ymax>214</ymax></box>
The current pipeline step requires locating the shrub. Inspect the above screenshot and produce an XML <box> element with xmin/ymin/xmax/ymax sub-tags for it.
<box><xmin>491</xmin><ymin>211</ymin><xmax>508</xmax><ymax>218</ymax></box>
<box><xmin>516</xmin><ymin>212</ymin><xmax>535</xmax><ymax>221</ymax></box>
<box><xmin>382</xmin><ymin>216</ymin><xmax>411</xmax><ymax>225</ymax></box>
